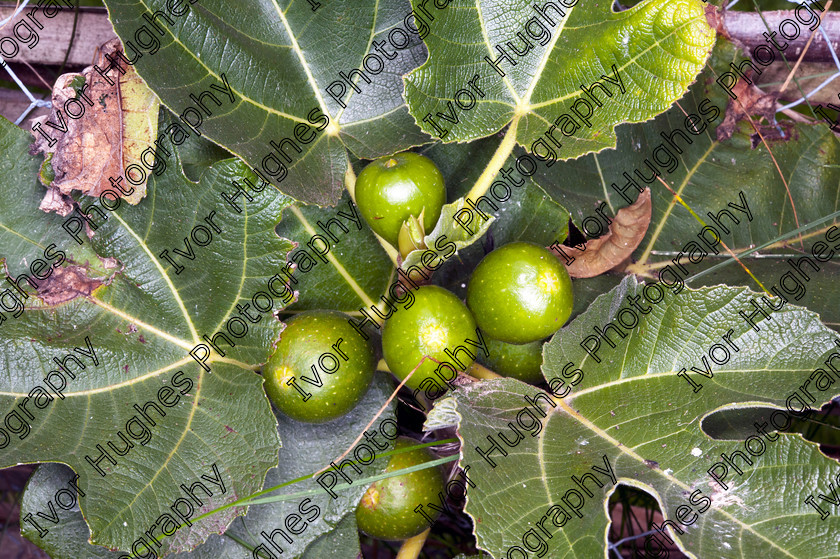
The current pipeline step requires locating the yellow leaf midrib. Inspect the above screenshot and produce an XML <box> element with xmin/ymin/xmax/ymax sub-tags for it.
<box><xmin>134</xmin><ymin>0</ymin><xmax>311</xmax><ymax>125</ymax></box>
<box><xmin>289</xmin><ymin>205</ymin><xmax>377</xmax><ymax>308</ymax></box>
<box><xmin>109</xmin><ymin>212</ymin><xmax>200</xmax><ymax>343</ymax></box>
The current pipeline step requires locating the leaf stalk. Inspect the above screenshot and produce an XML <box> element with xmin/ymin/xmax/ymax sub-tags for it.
<box><xmin>465</xmin><ymin>119</ymin><xmax>520</xmax><ymax>202</ymax></box>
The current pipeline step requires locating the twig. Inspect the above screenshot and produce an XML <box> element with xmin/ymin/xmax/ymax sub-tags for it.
<box><xmin>780</xmin><ymin>0</ymin><xmax>835</xmax><ymax>91</ymax></box>
<box><xmin>716</xmin><ymin>9</ymin><xmax>840</xmax><ymax>63</ymax></box>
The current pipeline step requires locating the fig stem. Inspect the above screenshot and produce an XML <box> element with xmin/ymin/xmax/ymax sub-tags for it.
<box><xmin>397</xmin><ymin>528</ymin><xmax>430</xmax><ymax>559</ymax></box>
<box><xmin>468</xmin><ymin>361</ymin><xmax>503</xmax><ymax>380</ymax></box>
<box><xmin>344</xmin><ymin>152</ymin><xmax>358</xmax><ymax>200</ymax></box>
<box><xmin>465</xmin><ymin>118</ymin><xmax>519</xmax><ymax>202</ymax></box>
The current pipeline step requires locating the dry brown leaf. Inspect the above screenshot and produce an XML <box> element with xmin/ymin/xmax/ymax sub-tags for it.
<box><xmin>716</xmin><ymin>79</ymin><xmax>779</xmax><ymax>142</ymax></box>
<box><xmin>36</xmin><ymin>183</ymin><xmax>74</xmax><ymax>216</ymax></box>
<box><xmin>36</xmin><ymin>265</ymin><xmax>104</xmax><ymax>306</ymax></box>
<box><xmin>30</xmin><ymin>38</ymin><xmax>160</xmax><ymax>211</ymax></box>
<box><xmin>562</xmin><ymin>188</ymin><xmax>652</xmax><ymax>278</ymax></box>
<box><xmin>2</xmin><ymin>256</ymin><xmax>119</xmax><ymax>310</ymax></box>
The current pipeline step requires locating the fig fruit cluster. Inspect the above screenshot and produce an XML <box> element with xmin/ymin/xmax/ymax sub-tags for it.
<box><xmin>260</xmin><ymin>151</ymin><xmax>575</xmax><ymax>541</ymax></box>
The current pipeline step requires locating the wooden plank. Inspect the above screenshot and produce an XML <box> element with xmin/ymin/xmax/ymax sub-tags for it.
<box><xmin>0</xmin><ymin>4</ymin><xmax>116</xmax><ymax>67</ymax></box>
<box><xmin>0</xmin><ymin>86</ymin><xmax>50</xmax><ymax>123</ymax></box>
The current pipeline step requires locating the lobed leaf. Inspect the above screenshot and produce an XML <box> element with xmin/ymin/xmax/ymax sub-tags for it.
<box><xmin>405</xmin><ymin>0</ymin><xmax>715</xmax><ymax>158</ymax></box>
<box><xmin>100</xmin><ymin>0</ymin><xmax>432</xmax><ymax>206</ymax></box>
<box><xmin>1</xmin><ymin>112</ymin><xmax>292</xmax><ymax>554</ymax></box>
<box><xmin>436</xmin><ymin>277</ymin><xmax>840</xmax><ymax>558</ymax></box>
<box><xmin>21</xmin><ymin>375</ymin><xmax>397</xmax><ymax>558</ymax></box>
<box><xmin>535</xmin><ymin>41</ymin><xmax>840</xmax><ymax>321</ymax></box>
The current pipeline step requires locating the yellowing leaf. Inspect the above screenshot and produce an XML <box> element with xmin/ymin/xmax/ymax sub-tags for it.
<box><xmin>31</xmin><ymin>39</ymin><xmax>160</xmax><ymax>208</ymax></box>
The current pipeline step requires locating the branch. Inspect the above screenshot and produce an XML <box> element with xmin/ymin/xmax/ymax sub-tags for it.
<box><xmin>714</xmin><ymin>7</ymin><xmax>840</xmax><ymax>63</ymax></box>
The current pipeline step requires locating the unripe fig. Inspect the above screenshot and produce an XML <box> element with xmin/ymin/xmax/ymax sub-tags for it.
<box><xmin>263</xmin><ymin>310</ymin><xmax>375</xmax><ymax>423</ymax></box>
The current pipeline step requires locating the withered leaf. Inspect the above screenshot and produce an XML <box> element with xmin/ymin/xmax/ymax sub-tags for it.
<box><xmin>716</xmin><ymin>79</ymin><xmax>779</xmax><ymax>142</ymax></box>
<box><xmin>31</xmin><ymin>38</ymin><xmax>160</xmax><ymax>210</ymax></box>
<box><xmin>0</xmin><ymin>259</ymin><xmax>110</xmax><ymax>309</ymax></box>
<box><xmin>37</xmin><ymin>177</ymin><xmax>74</xmax><ymax>216</ymax></box>
<box><xmin>36</xmin><ymin>265</ymin><xmax>104</xmax><ymax>306</ymax></box>
<box><xmin>563</xmin><ymin>188</ymin><xmax>652</xmax><ymax>278</ymax></box>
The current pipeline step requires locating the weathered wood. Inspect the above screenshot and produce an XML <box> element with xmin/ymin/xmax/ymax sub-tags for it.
<box><xmin>713</xmin><ymin>8</ymin><xmax>840</xmax><ymax>64</ymax></box>
<box><xmin>0</xmin><ymin>4</ymin><xmax>116</xmax><ymax>67</ymax></box>
<box><xmin>0</xmin><ymin>87</ymin><xmax>50</xmax><ymax>123</ymax></box>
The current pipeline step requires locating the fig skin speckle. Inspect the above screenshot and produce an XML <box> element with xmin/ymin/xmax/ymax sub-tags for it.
<box><xmin>382</xmin><ymin>286</ymin><xmax>477</xmax><ymax>392</ymax></box>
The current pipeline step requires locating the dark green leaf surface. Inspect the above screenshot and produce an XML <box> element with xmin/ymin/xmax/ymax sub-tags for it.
<box><xmin>100</xmin><ymin>0</ymin><xmax>431</xmax><ymax>206</ymax></box>
<box><xmin>1</xmin><ymin>114</ymin><xmax>291</xmax><ymax>554</ymax></box>
<box><xmin>300</xmin><ymin>513</ymin><xmax>361</xmax><ymax>559</ymax></box>
<box><xmin>274</xmin><ymin>192</ymin><xmax>394</xmax><ymax>313</ymax></box>
<box><xmin>21</xmin><ymin>464</ymin><xmax>124</xmax><ymax>559</ymax></box>
<box><xmin>21</xmin><ymin>375</ymin><xmax>395</xmax><ymax>558</ymax></box>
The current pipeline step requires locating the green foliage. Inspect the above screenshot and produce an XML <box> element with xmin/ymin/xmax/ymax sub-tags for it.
<box><xmin>433</xmin><ymin>277</ymin><xmax>840</xmax><ymax>558</ymax></box>
<box><xmin>1</xmin><ymin>114</ymin><xmax>287</xmax><ymax>554</ymax></box>
<box><xmin>404</xmin><ymin>0</ymin><xmax>715</xmax><ymax>156</ymax></box>
<box><xmin>22</xmin><ymin>375</ymin><xmax>398</xmax><ymax>558</ymax></box>
<box><xmin>100</xmin><ymin>0</ymin><xmax>432</xmax><ymax>206</ymax></box>
<box><xmin>4</xmin><ymin>0</ymin><xmax>840</xmax><ymax>557</ymax></box>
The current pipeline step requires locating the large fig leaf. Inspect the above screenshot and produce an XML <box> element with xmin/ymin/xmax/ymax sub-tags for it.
<box><xmin>22</xmin><ymin>375</ymin><xmax>397</xmax><ymax>559</ymax></box>
<box><xmin>435</xmin><ymin>277</ymin><xmax>840</xmax><ymax>558</ymax></box>
<box><xmin>100</xmin><ymin>0</ymin><xmax>431</xmax><ymax>206</ymax></box>
<box><xmin>0</xmin><ymin>114</ymin><xmax>291</xmax><ymax>554</ymax></box>
<box><xmin>545</xmin><ymin>41</ymin><xmax>840</xmax><ymax>254</ymax></box>
<box><xmin>534</xmin><ymin>40</ymin><xmax>840</xmax><ymax>322</ymax></box>
<box><xmin>404</xmin><ymin>0</ymin><xmax>715</xmax><ymax>158</ymax></box>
